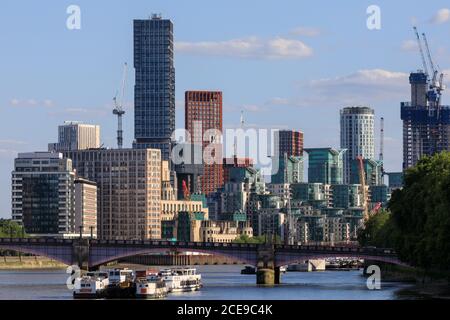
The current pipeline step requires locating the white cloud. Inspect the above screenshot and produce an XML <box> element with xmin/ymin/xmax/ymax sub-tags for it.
<box><xmin>274</xmin><ymin>69</ymin><xmax>410</xmax><ymax>108</ymax></box>
<box><xmin>401</xmin><ymin>39</ymin><xmax>418</xmax><ymax>52</ymax></box>
<box><xmin>430</xmin><ymin>8</ymin><xmax>450</xmax><ymax>24</ymax></box>
<box><xmin>9</xmin><ymin>98</ymin><xmax>55</xmax><ymax>108</ymax></box>
<box><xmin>175</xmin><ymin>36</ymin><xmax>313</xmax><ymax>60</ymax></box>
<box><xmin>290</xmin><ymin>27</ymin><xmax>321</xmax><ymax>37</ymax></box>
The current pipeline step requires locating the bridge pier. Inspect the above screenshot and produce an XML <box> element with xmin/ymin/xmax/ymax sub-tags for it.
<box><xmin>72</xmin><ymin>239</ymin><xmax>90</xmax><ymax>271</ymax></box>
<box><xmin>256</xmin><ymin>244</ymin><xmax>280</xmax><ymax>285</ymax></box>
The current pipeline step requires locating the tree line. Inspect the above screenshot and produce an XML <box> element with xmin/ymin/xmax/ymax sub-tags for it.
<box><xmin>358</xmin><ymin>151</ymin><xmax>450</xmax><ymax>274</ymax></box>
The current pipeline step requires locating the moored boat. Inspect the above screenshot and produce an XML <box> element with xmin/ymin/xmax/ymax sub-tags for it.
<box><xmin>160</xmin><ymin>268</ymin><xmax>202</xmax><ymax>293</ymax></box>
<box><xmin>73</xmin><ymin>271</ymin><xmax>109</xmax><ymax>299</ymax></box>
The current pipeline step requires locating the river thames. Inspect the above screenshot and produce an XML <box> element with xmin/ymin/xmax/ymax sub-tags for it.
<box><xmin>0</xmin><ymin>265</ymin><xmax>419</xmax><ymax>300</ymax></box>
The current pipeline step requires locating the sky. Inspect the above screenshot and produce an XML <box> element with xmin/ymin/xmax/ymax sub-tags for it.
<box><xmin>1</xmin><ymin>0</ymin><xmax>450</xmax><ymax>218</ymax></box>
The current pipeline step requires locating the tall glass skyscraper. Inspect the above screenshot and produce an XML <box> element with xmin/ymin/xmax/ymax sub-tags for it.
<box><xmin>133</xmin><ymin>15</ymin><xmax>175</xmax><ymax>161</ymax></box>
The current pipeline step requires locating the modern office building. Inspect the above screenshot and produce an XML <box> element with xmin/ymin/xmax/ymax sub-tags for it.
<box><xmin>12</xmin><ymin>152</ymin><xmax>77</xmax><ymax>237</ymax></box>
<box><xmin>274</xmin><ymin>130</ymin><xmax>304</xmax><ymax>157</ymax></box>
<box><xmin>401</xmin><ymin>72</ymin><xmax>450</xmax><ymax>169</ymax></box>
<box><xmin>304</xmin><ymin>148</ymin><xmax>346</xmax><ymax>185</ymax></box>
<box><xmin>349</xmin><ymin>158</ymin><xmax>383</xmax><ymax>186</ymax></box>
<box><xmin>185</xmin><ymin>90</ymin><xmax>223</xmax><ymax>195</ymax></box>
<box><xmin>133</xmin><ymin>15</ymin><xmax>175</xmax><ymax>161</ymax></box>
<box><xmin>340</xmin><ymin>106</ymin><xmax>375</xmax><ymax>183</ymax></box>
<box><xmin>48</xmin><ymin>121</ymin><xmax>100</xmax><ymax>152</ymax></box>
<box><xmin>271</xmin><ymin>155</ymin><xmax>304</xmax><ymax>184</ymax></box>
<box><xmin>64</xmin><ymin>148</ymin><xmax>162</xmax><ymax>240</ymax></box>
<box><xmin>74</xmin><ymin>178</ymin><xmax>98</xmax><ymax>238</ymax></box>
<box><xmin>223</xmin><ymin>157</ymin><xmax>253</xmax><ymax>184</ymax></box>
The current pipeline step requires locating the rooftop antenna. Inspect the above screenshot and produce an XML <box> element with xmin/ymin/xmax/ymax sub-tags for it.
<box><xmin>113</xmin><ymin>62</ymin><xmax>128</xmax><ymax>149</ymax></box>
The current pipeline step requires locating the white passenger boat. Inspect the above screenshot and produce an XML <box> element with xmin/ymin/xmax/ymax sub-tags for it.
<box><xmin>135</xmin><ymin>275</ymin><xmax>168</xmax><ymax>299</ymax></box>
<box><xmin>73</xmin><ymin>271</ymin><xmax>109</xmax><ymax>299</ymax></box>
<box><xmin>159</xmin><ymin>268</ymin><xmax>202</xmax><ymax>293</ymax></box>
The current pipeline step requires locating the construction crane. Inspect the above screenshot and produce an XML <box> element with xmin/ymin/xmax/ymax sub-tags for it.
<box><xmin>422</xmin><ymin>33</ymin><xmax>439</xmax><ymax>89</ymax></box>
<box><xmin>379</xmin><ymin>117</ymin><xmax>385</xmax><ymax>184</ymax></box>
<box><xmin>357</xmin><ymin>156</ymin><xmax>370</xmax><ymax>222</ymax></box>
<box><xmin>379</xmin><ymin>117</ymin><xmax>384</xmax><ymax>164</ymax></box>
<box><xmin>113</xmin><ymin>62</ymin><xmax>128</xmax><ymax>149</ymax></box>
<box><xmin>413</xmin><ymin>26</ymin><xmax>429</xmax><ymax>78</ymax></box>
<box><xmin>284</xmin><ymin>153</ymin><xmax>296</xmax><ymax>245</ymax></box>
<box><xmin>182</xmin><ymin>180</ymin><xmax>191</xmax><ymax>201</ymax></box>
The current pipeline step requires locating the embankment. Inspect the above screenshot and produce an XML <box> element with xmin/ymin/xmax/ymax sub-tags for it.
<box><xmin>0</xmin><ymin>256</ymin><xmax>66</xmax><ymax>270</ymax></box>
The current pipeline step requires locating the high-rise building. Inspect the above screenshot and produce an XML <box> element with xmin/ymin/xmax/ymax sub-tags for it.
<box><xmin>223</xmin><ymin>157</ymin><xmax>253</xmax><ymax>184</ymax></box>
<box><xmin>304</xmin><ymin>148</ymin><xmax>346</xmax><ymax>185</ymax></box>
<box><xmin>275</xmin><ymin>130</ymin><xmax>304</xmax><ymax>157</ymax></box>
<box><xmin>12</xmin><ymin>152</ymin><xmax>76</xmax><ymax>236</ymax></box>
<box><xmin>185</xmin><ymin>90</ymin><xmax>223</xmax><ymax>195</ymax></box>
<box><xmin>340</xmin><ymin>106</ymin><xmax>375</xmax><ymax>183</ymax></box>
<box><xmin>133</xmin><ymin>15</ymin><xmax>175</xmax><ymax>161</ymax></box>
<box><xmin>401</xmin><ymin>72</ymin><xmax>450</xmax><ymax>169</ymax></box>
<box><xmin>64</xmin><ymin>148</ymin><xmax>162</xmax><ymax>240</ymax></box>
<box><xmin>271</xmin><ymin>156</ymin><xmax>304</xmax><ymax>184</ymax></box>
<box><xmin>74</xmin><ymin>178</ymin><xmax>98</xmax><ymax>238</ymax></box>
<box><xmin>48</xmin><ymin>121</ymin><xmax>100</xmax><ymax>152</ymax></box>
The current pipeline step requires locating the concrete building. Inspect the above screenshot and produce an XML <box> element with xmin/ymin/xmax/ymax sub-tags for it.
<box><xmin>173</xmin><ymin>143</ymin><xmax>204</xmax><ymax>199</ymax></box>
<box><xmin>304</xmin><ymin>148</ymin><xmax>346</xmax><ymax>185</ymax></box>
<box><xmin>340</xmin><ymin>106</ymin><xmax>375</xmax><ymax>183</ymax></box>
<box><xmin>274</xmin><ymin>130</ymin><xmax>304</xmax><ymax>157</ymax></box>
<box><xmin>74</xmin><ymin>178</ymin><xmax>97</xmax><ymax>238</ymax></box>
<box><xmin>185</xmin><ymin>90</ymin><xmax>224</xmax><ymax>195</ymax></box>
<box><xmin>64</xmin><ymin>148</ymin><xmax>162</xmax><ymax>240</ymax></box>
<box><xmin>401</xmin><ymin>72</ymin><xmax>450</xmax><ymax>169</ymax></box>
<box><xmin>48</xmin><ymin>121</ymin><xmax>100</xmax><ymax>152</ymax></box>
<box><xmin>12</xmin><ymin>152</ymin><xmax>76</xmax><ymax>237</ymax></box>
<box><xmin>200</xmin><ymin>220</ymin><xmax>253</xmax><ymax>243</ymax></box>
<box><xmin>133</xmin><ymin>15</ymin><xmax>175</xmax><ymax>161</ymax></box>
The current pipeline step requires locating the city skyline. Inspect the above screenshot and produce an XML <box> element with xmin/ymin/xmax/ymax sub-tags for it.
<box><xmin>2</xmin><ymin>0</ymin><xmax>450</xmax><ymax>217</ymax></box>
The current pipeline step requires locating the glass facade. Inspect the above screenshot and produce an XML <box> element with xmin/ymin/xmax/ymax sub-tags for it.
<box><xmin>133</xmin><ymin>17</ymin><xmax>175</xmax><ymax>161</ymax></box>
<box><xmin>304</xmin><ymin>148</ymin><xmax>346</xmax><ymax>185</ymax></box>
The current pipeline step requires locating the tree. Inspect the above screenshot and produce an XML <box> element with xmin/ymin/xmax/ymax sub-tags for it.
<box><xmin>357</xmin><ymin>209</ymin><xmax>397</xmax><ymax>247</ymax></box>
<box><xmin>0</xmin><ymin>219</ymin><xmax>26</xmax><ymax>238</ymax></box>
<box><xmin>388</xmin><ymin>152</ymin><xmax>450</xmax><ymax>272</ymax></box>
<box><xmin>233</xmin><ymin>234</ymin><xmax>282</xmax><ymax>244</ymax></box>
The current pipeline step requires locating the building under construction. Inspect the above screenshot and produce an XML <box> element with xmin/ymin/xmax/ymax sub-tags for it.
<box><xmin>401</xmin><ymin>27</ymin><xmax>450</xmax><ymax>170</ymax></box>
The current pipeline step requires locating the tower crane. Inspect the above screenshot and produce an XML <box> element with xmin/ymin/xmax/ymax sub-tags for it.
<box><xmin>357</xmin><ymin>156</ymin><xmax>370</xmax><ymax>222</ymax></box>
<box><xmin>379</xmin><ymin>117</ymin><xmax>385</xmax><ymax>184</ymax></box>
<box><xmin>422</xmin><ymin>32</ymin><xmax>438</xmax><ymax>88</ymax></box>
<box><xmin>113</xmin><ymin>63</ymin><xmax>128</xmax><ymax>149</ymax></box>
<box><xmin>413</xmin><ymin>26</ymin><xmax>429</xmax><ymax>78</ymax></box>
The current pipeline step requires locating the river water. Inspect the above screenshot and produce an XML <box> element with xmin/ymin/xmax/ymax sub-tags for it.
<box><xmin>0</xmin><ymin>265</ymin><xmax>416</xmax><ymax>300</ymax></box>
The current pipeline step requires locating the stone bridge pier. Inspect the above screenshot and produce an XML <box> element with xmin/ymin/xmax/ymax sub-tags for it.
<box><xmin>256</xmin><ymin>244</ymin><xmax>280</xmax><ymax>285</ymax></box>
<box><xmin>72</xmin><ymin>239</ymin><xmax>90</xmax><ymax>270</ymax></box>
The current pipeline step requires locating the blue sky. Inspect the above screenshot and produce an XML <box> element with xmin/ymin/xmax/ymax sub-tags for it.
<box><xmin>1</xmin><ymin>0</ymin><xmax>450</xmax><ymax>217</ymax></box>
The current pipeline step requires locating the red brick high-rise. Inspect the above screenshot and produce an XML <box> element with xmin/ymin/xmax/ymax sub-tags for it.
<box><xmin>185</xmin><ymin>91</ymin><xmax>223</xmax><ymax>195</ymax></box>
<box><xmin>275</xmin><ymin>130</ymin><xmax>304</xmax><ymax>157</ymax></box>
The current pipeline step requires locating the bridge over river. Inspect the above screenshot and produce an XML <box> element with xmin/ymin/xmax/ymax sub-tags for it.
<box><xmin>0</xmin><ymin>238</ymin><xmax>405</xmax><ymax>284</ymax></box>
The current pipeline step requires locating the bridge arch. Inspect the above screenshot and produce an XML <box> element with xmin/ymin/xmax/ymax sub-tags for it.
<box><xmin>89</xmin><ymin>246</ymin><xmax>258</xmax><ymax>268</ymax></box>
<box><xmin>275</xmin><ymin>253</ymin><xmax>409</xmax><ymax>268</ymax></box>
<box><xmin>0</xmin><ymin>244</ymin><xmax>72</xmax><ymax>266</ymax></box>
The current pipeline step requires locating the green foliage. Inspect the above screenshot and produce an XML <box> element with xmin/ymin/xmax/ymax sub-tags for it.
<box><xmin>387</xmin><ymin>152</ymin><xmax>450</xmax><ymax>272</ymax></box>
<box><xmin>233</xmin><ymin>234</ymin><xmax>282</xmax><ymax>244</ymax></box>
<box><xmin>357</xmin><ymin>209</ymin><xmax>397</xmax><ymax>248</ymax></box>
<box><xmin>0</xmin><ymin>219</ymin><xmax>26</xmax><ymax>238</ymax></box>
